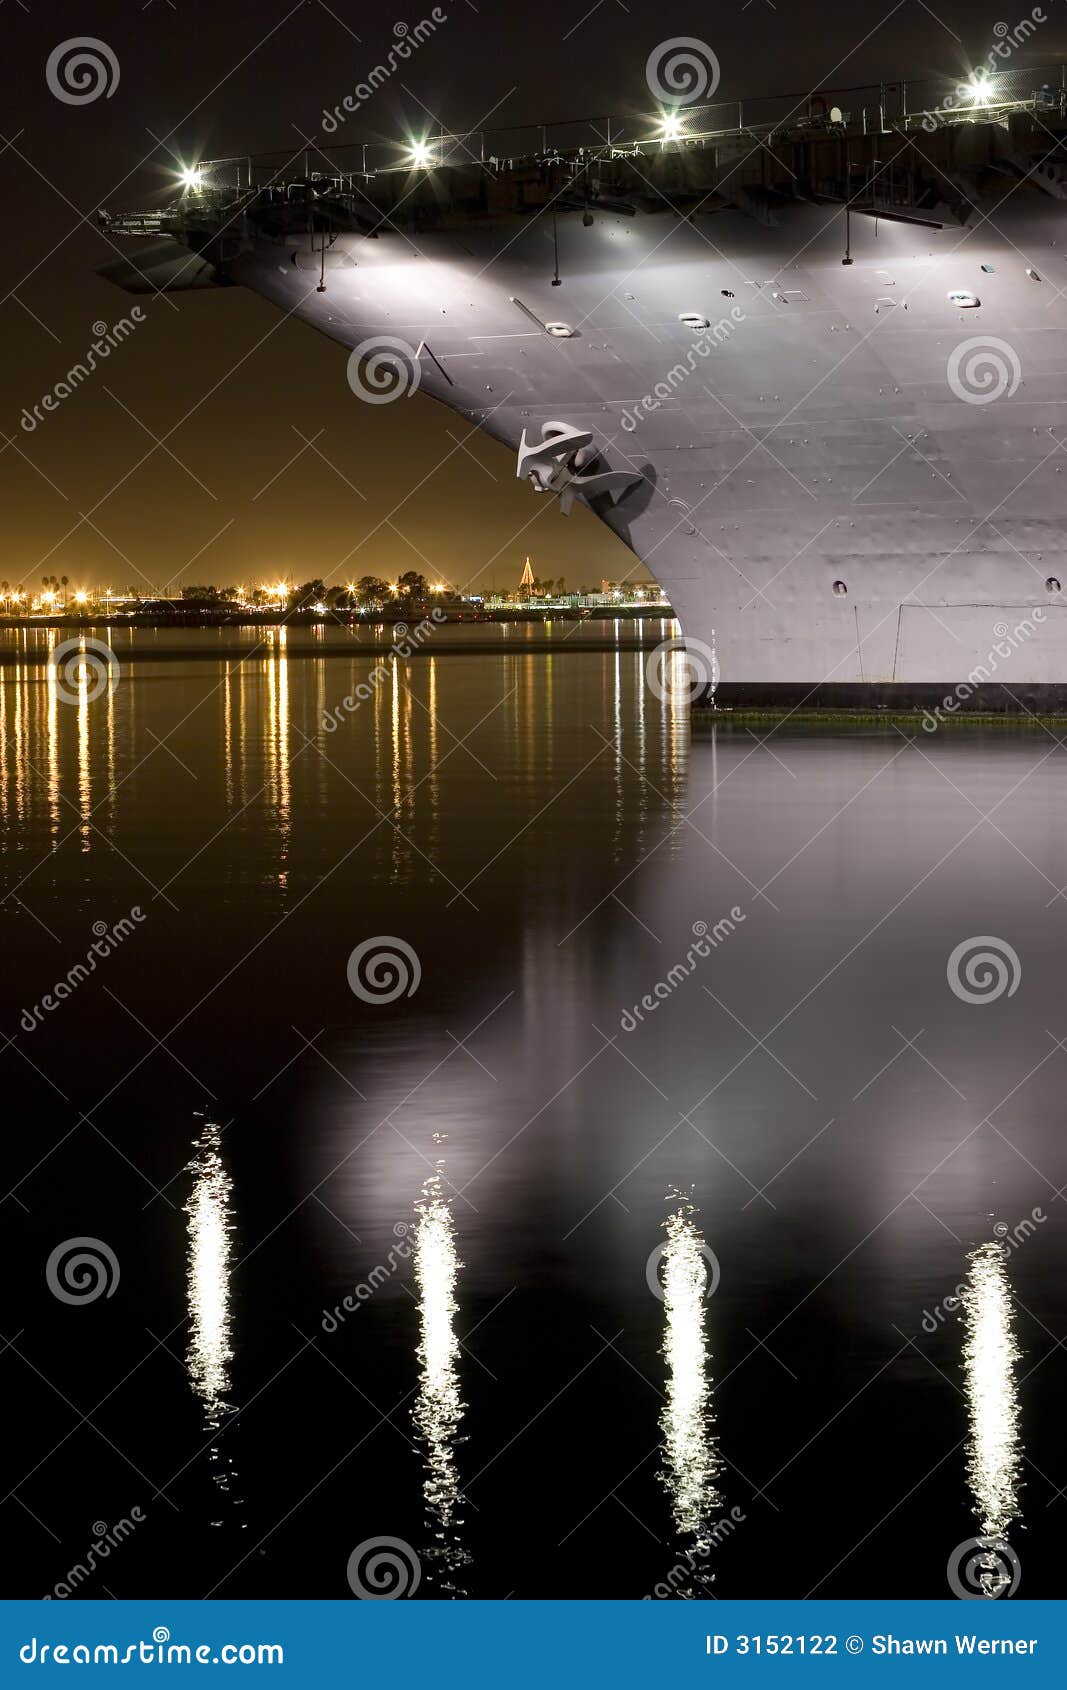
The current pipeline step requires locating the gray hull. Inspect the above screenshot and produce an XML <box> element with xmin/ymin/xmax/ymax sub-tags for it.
<box><xmin>102</xmin><ymin>98</ymin><xmax>1067</xmax><ymax>709</ymax></box>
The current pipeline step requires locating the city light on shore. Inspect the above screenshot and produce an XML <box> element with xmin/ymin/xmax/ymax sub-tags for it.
<box><xmin>0</xmin><ymin>562</ymin><xmax>668</xmax><ymax>622</ymax></box>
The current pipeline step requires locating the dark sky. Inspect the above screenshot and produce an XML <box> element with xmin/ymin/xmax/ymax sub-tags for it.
<box><xmin>2</xmin><ymin>0</ymin><xmax>1063</xmax><ymax>595</ymax></box>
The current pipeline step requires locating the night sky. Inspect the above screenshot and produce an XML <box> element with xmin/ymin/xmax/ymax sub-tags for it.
<box><xmin>3</xmin><ymin>0</ymin><xmax>1062</xmax><ymax>596</ymax></box>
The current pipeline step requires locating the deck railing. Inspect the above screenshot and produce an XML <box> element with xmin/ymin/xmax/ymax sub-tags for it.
<box><xmin>191</xmin><ymin>63</ymin><xmax>1067</xmax><ymax>195</ymax></box>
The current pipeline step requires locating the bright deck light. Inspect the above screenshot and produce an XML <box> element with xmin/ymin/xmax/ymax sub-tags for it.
<box><xmin>409</xmin><ymin>140</ymin><xmax>433</xmax><ymax>168</ymax></box>
<box><xmin>179</xmin><ymin>165</ymin><xmax>203</xmax><ymax>189</ymax></box>
<box><xmin>659</xmin><ymin>112</ymin><xmax>683</xmax><ymax>140</ymax></box>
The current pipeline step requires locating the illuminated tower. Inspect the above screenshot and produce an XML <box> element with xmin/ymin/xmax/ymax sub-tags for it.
<box><xmin>519</xmin><ymin>556</ymin><xmax>535</xmax><ymax>594</ymax></box>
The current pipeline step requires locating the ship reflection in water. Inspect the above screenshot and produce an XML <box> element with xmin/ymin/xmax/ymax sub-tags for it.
<box><xmin>184</xmin><ymin>1118</ymin><xmax>242</xmax><ymax>1525</ymax></box>
<box><xmin>960</xmin><ymin>1238</ymin><xmax>1022</xmax><ymax>1595</ymax></box>
<box><xmin>412</xmin><ymin>1142</ymin><xmax>471</xmax><ymax>1593</ymax></box>
<box><xmin>7</xmin><ymin>639</ymin><xmax>1067</xmax><ymax>1600</ymax></box>
<box><xmin>657</xmin><ymin>1191</ymin><xmax>720</xmax><ymax>1592</ymax></box>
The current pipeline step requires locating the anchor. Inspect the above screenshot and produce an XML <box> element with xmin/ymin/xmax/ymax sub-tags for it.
<box><xmin>516</xmin><ymin>420</ymin><xmax>642</xmax><ymax>516</ymax></box>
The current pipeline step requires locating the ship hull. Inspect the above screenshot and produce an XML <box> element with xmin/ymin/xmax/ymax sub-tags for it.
<box><xmin>109</xmin><ymin>187</ymin><xmax>1067</xmax><ymax>708</ymax></box>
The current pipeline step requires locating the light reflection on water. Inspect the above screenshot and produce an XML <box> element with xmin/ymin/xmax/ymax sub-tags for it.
<box><xmin>184</xmin><ymin>1118</ymin><xmax>242</xmax><ymax>1524</ymax></box>
<box><xmin>658</xmin><ymin>1192</ymin><xmax>719</xmax><ymax>1553</ymax></box>
<box><xmin>0</xmin><ymin>631</ymin><xmax>689</xmax><ymax>898</ymax></box>
<box><xmin>961</xmin><ymin>1239</ymin><xmax>1022</xmax><ymax>1551</ymax></box>
<box><xmin>265</xmin><ymin>631</ymin><xmax>290</xmax><ymax>888</ymax></box>
<box><xmin>412</xmin><ymin>1143</ymin><xmax>471</xmax><ymax>1593</ymax></box>
<box><xmin>5</xmin><ymin>637</ymin><xmax>1066</xmax><ymax>1597</ymax></box>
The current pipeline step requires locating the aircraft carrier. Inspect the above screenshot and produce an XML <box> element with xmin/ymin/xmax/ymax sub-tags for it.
<box><xmin>101</xmin><ymin>63</ymin><xmax>1067</xmax><ymax>712</ymax></box>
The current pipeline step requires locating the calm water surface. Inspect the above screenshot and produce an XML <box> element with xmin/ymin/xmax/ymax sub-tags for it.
<box><xmin>1</xmin><ymin>629</ymin><xmax>1064</xmax><ymax>1599</ymax></box>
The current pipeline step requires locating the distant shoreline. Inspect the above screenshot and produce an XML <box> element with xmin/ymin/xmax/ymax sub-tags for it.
<box><xmin>0</xmin><ymin>605</ymin><xmax>672</xmax><ymax>632</ymax></box>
